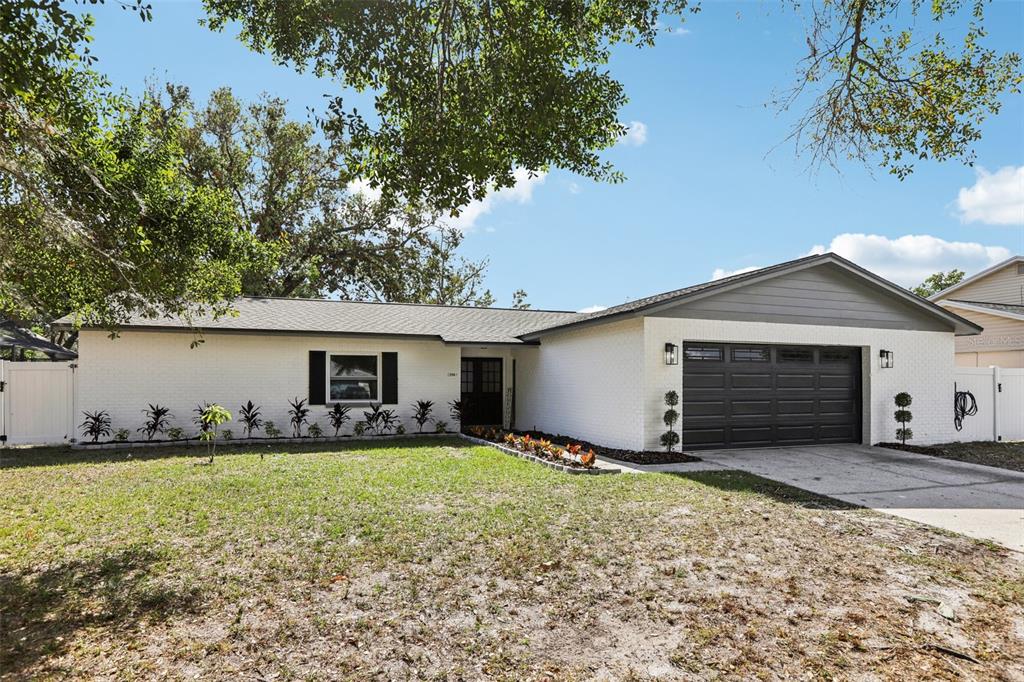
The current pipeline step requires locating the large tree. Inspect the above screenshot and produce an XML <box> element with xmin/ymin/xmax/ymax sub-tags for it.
<box><xmin>3</xmin><ymin>0</ymin><xmax>1020</xmax><ymax>334</ymax></box>
<box><xmin>166</xmin><ymin>85</ymin><xmax>494</xmax><ymax>305</ymax></box>
<box><xmin>0</xmin><ymin>1</ymin><xmax>267</xmax><ymax>339</ymax></box>
<box><xmin>203</xmin><ymin>0</ymin><xmax>1021</xmax><ymax>206</ymax></box>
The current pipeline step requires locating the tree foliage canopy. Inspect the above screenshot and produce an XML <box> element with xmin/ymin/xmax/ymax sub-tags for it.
<box><xmin>167</xmin><ymin>86</ymin><xmax>495</xmax><ymax>305</ymax></box>
<box><xmin>1</xmin><ymin>1</ymin><xmax>269</xmax><ymax>336</ymax></box>
<box><xmin>912</xmin><ymin>269</ymin><xmax>966</xmax><ymax>298</ymax></box>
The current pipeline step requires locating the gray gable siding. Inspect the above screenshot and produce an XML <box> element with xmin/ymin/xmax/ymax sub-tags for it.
<box><xmin>650</xmin><ymin>264</ymin><xmax>952</xmax><ymax>332</ymax></box>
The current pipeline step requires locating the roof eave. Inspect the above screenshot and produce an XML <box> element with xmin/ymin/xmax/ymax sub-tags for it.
<box><xmin>940</xmin><ymin>300</ymin><xmax>1024</xmax><ymax>323</ymax></box>
<box><xmin>928</xmin><ymin>255</ymin><xmax>1024</xmax><ymax>301</ymax></box>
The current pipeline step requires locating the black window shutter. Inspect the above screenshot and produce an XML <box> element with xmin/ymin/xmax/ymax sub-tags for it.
<box><xmin>309</xmin><ymin>351</ymin><xmax>326</xmax><ymax>405</ymax></box>
<box><xmin>381</xmin><ymin>352</ymin><xmax>398</xmax><ymax>404</ymax></box>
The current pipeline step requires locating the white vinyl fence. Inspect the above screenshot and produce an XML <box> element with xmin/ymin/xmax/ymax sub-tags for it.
<box><xmin>0</xmin><ymin>360</ymin><xmax>76</xmax><ymax>446</ymax></box>
<box><xmin>953</xmin><ymin>367</ymin><xmax>1024</xmax><ymax>443</ymax></box>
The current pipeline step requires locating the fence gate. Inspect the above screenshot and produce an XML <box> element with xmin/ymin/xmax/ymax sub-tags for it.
<box><xmin>954</xmin><ymin>367</ymin><xmax>1024</xmax><ymax>442</ymax></box>
<box><xmin>0</xmin><ymin>361</ymin><xmax>76</xmax><ymax>445</ymax></box>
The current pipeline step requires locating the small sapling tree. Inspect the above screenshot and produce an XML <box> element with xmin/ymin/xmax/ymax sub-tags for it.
<box><xmin>660</xmin><ymin>390</ymin><xmax>681</xmax><ymax>452</ymax></box>
<box><xmin>198</xmin><ymin>403</ymin><xmax>232</xmax><ymax>463</ymax></box>
<box><xmin>894</xmin><ymin>392</ymin><xmax>913</xmax><ymax>445</ymax></box>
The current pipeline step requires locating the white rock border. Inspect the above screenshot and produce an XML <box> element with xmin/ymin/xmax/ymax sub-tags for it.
<box><xmin>71</xmin><ymin>431</ymin><xmax>457</xmax><ymax>450</ymax></box>
<box><xmin>459</xmin><ymin>433</ymin><xmax>619</xmax><ymax>475</ymax></box>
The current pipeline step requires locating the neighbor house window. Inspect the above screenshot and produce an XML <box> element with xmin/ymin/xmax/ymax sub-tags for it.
<box><xmin>329</xmin><ymin>354</ymin><xmax>378</xmax><ymax>401</ymax></box>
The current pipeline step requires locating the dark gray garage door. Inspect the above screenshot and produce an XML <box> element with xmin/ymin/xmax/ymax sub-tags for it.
<box><xmin>681</xmin><ymin>343</ymin><xmax>862</xmax><ymax>450</ymax></box>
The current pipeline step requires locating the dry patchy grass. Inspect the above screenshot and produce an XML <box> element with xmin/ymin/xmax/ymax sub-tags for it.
<box><xmin>1</xmin><ymin>438</ymin><xmax>1021</xmax><ymax>680</ymax></box>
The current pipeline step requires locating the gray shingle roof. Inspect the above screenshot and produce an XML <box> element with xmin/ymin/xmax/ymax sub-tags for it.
<box><xmin>54</xmin><ymin>252</ymin><xmax>983</xmax><ymax>342</ymax></box>
<box><xmin>945</xmin><ymin>300</ymin><xmax>1024</xmax><ymax>316</ymax></box>
<box><xmin>56</xmin><ymin>298</ymin><xmax>583</xmax><ymax>345</ymax></box>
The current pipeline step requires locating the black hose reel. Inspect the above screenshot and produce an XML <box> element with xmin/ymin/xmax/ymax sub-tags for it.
<box><xmin>953</xmin><ymin>382</ymin><xmax>978</xmax><ymax>432</ymax></box>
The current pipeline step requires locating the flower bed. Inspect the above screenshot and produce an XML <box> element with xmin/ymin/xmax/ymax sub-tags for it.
<box><xmin>460</xmin><ymin>431</ymin><xmax>617</xmax><ymax>475</ymax></box>
<box><xmin>468</xmin><ymin>427</ymin><xmax>702</xmax><ymax>465</ymax></box>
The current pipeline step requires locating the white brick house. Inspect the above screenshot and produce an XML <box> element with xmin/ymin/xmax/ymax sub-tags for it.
<box><xmin>59</xmin><ymin>253</ymin><xmax>981</xmax><ymax>451</ymax></box>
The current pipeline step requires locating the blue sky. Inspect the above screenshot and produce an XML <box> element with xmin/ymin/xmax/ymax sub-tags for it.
<box><xmin>82</xmin><ymin>0</ymin><xmax>1023</xmax><ymax>311</ymax></box>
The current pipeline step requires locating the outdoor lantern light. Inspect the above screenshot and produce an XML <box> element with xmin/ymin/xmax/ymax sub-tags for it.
<box><xmin>664</xmin><ymin>342</ymin><xmax>679</xmax><ymax>365</ymax></box>
<box><xmin>879</xmin><ymin>349</ymin><xmax>894</xmax><ymax>369</ymax></box>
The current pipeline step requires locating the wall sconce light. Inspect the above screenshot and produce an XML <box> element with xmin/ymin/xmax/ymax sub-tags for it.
<box><xmin>879</xmin><ymin>349</ymin><xmax>893</xmax><ymax>369</ymax></box>
<box><xmin>665</xmin><ymin>342</ymin><xmax>679</xmax><ymax>365</ymax></box>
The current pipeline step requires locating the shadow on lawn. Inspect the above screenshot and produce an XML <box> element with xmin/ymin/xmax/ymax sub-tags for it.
<box><xmin>672</xmin><ymin>470</ymin><xmax>859</xmax><ymax>511</ymax></box>
<box><xmin>0</xmin><ymin>436</ymin><xmax>466</xmax><ymax>469</ymax></box>
<box><xmin>0</xmin><ymin>546</ymin><xmax>200</xmax><ymax>677</ymax></box>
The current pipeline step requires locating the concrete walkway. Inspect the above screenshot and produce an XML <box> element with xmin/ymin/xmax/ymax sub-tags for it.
<box><xmin>684</xmin><ymin>444</ymin><xmax>1024</xmax><ymax>552</ymax></box>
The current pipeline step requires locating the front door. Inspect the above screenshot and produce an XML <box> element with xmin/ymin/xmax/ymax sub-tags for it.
<box><xmin>460</xmin><ymin>358</ymin><xmax>503</xmax><ymax>426</ymax></box>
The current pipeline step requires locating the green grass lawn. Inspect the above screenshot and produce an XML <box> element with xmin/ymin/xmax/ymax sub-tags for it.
<box><xmin>2</xmin><ymin>438</ymin><xmax>1021</xmax><ymax>680</ymax></box>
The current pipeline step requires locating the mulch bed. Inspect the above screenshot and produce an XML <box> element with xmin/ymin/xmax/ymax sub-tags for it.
<box><xmin>875</xmin><ymin>442</ymin><xmax>943</xmax><ymax>456</ymax></box>
<box><xmin>511</xmin><ymin>429</ymin><xmax>702</xmax><ymax>465</ymax></box>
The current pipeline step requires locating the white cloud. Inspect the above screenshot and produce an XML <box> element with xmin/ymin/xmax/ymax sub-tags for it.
<box><xmin>804</xmin><ymin>233</ymin><xmax>1012</xmax><ymax>286</ymax></box>
<box><xmin>445</xmin><ymin>168</ymin><xmax>547</xmax><ymax>232</ymax></box>
<box><xmin>618</xmin><ymin>120</ymin><xmax>648</xmax><ymax>147</ymax></box>
<box><xmin>577</xmin><ymin>305</ymin><xmax>608</xmax><ymax>314</ymax></box>
<box><xmin>956</xmin><ymin>166</ymin><xmax>1024</xmax><ymax>225</ymax></box>
<box><xmin>711</xmin><ymin>265</ymin><xmax>762</xmax><ymax>280</ymax></box>
<box><xmin>345</xmin><ymin>177</ymin><xmax>382</xmax><ymax>202</ymax></box>
<box><xmin>655</xmin><ymin>19</ymin><xmax>691</xmax><ymax>36</ymax></box>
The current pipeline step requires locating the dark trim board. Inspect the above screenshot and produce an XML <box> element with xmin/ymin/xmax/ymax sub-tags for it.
<box><xmin>681</xmin><ymin>342</ymin><xmax>862</xmax><ymax>450</ymax></box>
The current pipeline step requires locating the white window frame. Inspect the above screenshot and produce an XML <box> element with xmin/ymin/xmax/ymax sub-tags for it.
<box><xmin>326</xmin><ymin>351</ymin><xmax>381</xmax><ymax>404</ymax></box>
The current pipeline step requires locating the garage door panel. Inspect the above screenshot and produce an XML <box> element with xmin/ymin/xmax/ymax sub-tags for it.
<box><xmin>776</xmin><ymin>373</ymin><xmax>815</xmax><ymax>389</ymax></box>
<box><xmin>819</xmin><ymin>423</ymin><xmax>858</xmax><ymax>440</ymax></box>
<box><xmin>682</xmin><ymin>427</ymin><xmax>726</xmax><ymax>447</ymax></box>
<box><xmin>682</xmin><ymin>343</ymin><xmax>861</xmax><ymax>450</ymax></box>
<box><xmin>683</xmin><ymin>400</ymin><xmax>725</xmax><ymax>417</ymax></box>
<box><xmin>777</xmin><ymin>399</ymin><xmax>814</xmax><ymax>415</ymax></box>
<box><xmin>732</xmin><ymin>400</ymin><xmax>772</xmax><ymax>416</ymax></box>
<box><xmin>776</xmin><ymin>424</ymin><xmax>817</xmax><ymax>443</ymax></box>
<box><xmin>819</xmin><ymin>399</ymin><xmax>855</xmax><ymax>415</ymax></box>
<box><xmin>731</xmin><ymin>373</ymin><xmax>772</xmax><ymax>389</ymax></box>
<box><xmin>685</xmin><ymin>373</ymin><xmax>726</xmax><ymax>389</ymax></box>
<box><xmin>730</xmin><ymin>426</ymin><xmax>774</xmax><ymax>444</ymax></box>
<box><xmin>819</xmin><ymin>374</ymin><xmax>854</xmax><ymax>389</ymax></box>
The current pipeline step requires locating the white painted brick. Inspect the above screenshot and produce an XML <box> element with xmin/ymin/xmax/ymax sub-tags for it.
<box><xmin>75</xmin><ymin>330</ymin><xmax>461</xmax><ymax>438</ymax></box>
<box><xmin>512</xmin><ymin>318</ymin><xmax>644</xmax><ymax>450</ymax></box>
<box><xmin>644</xmin><ymin>318</ymin><xmax>957</xmax><ymax>450</ymax></box>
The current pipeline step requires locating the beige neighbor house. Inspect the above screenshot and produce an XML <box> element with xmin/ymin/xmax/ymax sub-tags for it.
<box><xmin>57</xmin><ymin>253</ymin><xmax>981</xmax><ymax>451</ymax></box>
<box><xmin>930</xmin><ymin>255</ymin><xmax>1024</xmax><ymax>368</ymax></box>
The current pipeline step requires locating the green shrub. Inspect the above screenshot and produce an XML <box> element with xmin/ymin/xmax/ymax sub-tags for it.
<box><xmin>661</xmin><ymin>390</ymin><xmax>680</xmax><ymax>452</ymax></box>
<box><xmin>894</xmin><ymin>392</ymin><xmax>913</xmax><ymax>444</ymax></box>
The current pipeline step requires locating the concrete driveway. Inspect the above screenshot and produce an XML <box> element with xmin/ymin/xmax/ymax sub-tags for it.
<box><xmin>696</xmin><ymin>444</ymin><xmax>1024</xmax><ymax>552</ymax></box>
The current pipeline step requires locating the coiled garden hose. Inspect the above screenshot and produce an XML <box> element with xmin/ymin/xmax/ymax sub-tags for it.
<box><xmin>953</xmin><ymin>383</ymin><xmax>978</xmax><ymax>432</ymax></box>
